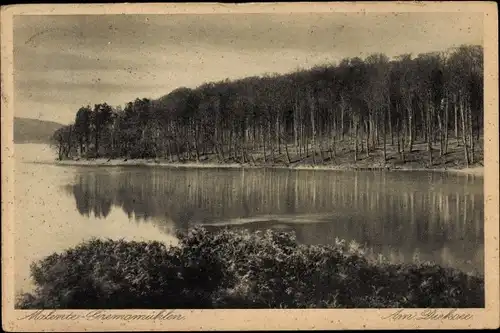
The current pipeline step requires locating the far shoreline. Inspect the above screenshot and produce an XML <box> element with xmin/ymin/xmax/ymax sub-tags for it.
<box><xmin>47</xmin><ymin>158</ymin><xmax>484</xmax><ymax>176</ymax></box>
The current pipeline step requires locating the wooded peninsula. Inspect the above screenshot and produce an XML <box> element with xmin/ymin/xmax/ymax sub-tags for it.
<box><xmin>51</xmin><ymin>45</ymin><xmax>483</xmax><ymax>170</ymax></box>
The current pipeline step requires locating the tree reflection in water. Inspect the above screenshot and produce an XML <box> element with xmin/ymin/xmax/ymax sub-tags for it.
<box><xmin>64</xmin><ymin>167</ymin><xmax>484</xmax><ymax>273</ymax></box>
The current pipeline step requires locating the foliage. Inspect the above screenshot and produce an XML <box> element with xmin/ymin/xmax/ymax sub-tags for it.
<box><xmin>17</xmin><ymin>227</ymin><xmax>484</xmax><ymax>309</ymax></box>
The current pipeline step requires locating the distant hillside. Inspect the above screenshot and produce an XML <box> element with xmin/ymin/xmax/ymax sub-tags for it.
<box><xmin>14</xmin><ymin>117</ymin><xmax>65</xmax><ymax>144</ymax></box>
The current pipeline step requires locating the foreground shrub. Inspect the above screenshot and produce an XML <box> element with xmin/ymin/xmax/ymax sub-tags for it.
<box><xmin>17</xmin><ymin>227</ymin><xmax>484</xmax><ymax>309</ymax></box>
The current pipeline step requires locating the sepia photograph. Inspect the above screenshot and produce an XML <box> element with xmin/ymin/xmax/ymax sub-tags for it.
<box><xmin>2</xmin><ymin>2</ymin><xmax>499</xmax><ymax>331</ymax></box>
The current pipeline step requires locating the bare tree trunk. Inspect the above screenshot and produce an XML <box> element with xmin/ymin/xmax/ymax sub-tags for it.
<box><xmin>360</xmin><ymin>122</ymin><xmax>364</xmax><ymax>153</ymax></box>
<box><xmin>298</xmin><ymin>118</ymin><xmax>302</xmax><ymax>158</ymax></box>
<box><xmin>408</xmin><ymin>104</ymin><xmax>413</xmax><ymax>152</ymax></box>
<box><xmin>299</xmin><ymin>117</ymin><xmax>307</xmax><ymax>159</ymax></box>
<box><xmin>331</xmin><ymin>134</ymin><xmax>336</xmax><ymax>162</ymax></box>
<box><xmin>240</xmin><ymin>130</ymin><xmax>246</xmax><ymax>163</ymax></box>
<box><xmin>427</xmin><ymin>103</ymin><xmax>433</xmax><ymax>166</ymax></box>
<box><xmin>388</xmin><ymin>103</ymin><xmax>394</xmax><ymax>146</ymax></box>
<box><xmin>164</xmin><ymin>139</ymin><xmax>169</xmax><ymax>160</ymax></box>
<box><xmin>228</xmin><ymin>125</ymin><xmax>234</xmax><ymax>160</ymax></box>
<box><xmin>233</xmin><ymin>126</ymin><xmax>238</xmax><ymax>160</ymax></box>
<box><xmin>467</xmin><ymin>102</ymin><xmax>474</xmax><ymax>164</ymax></box>
<box><xmin>421</xmin><ymin>103</ymin><xmax>427</xmax><ymax>143</ymax></box>
<box><xmin>167</xmin><ymin>140</ymin><xmax>174</xmax><ymax>162</ymax></box>
<box><xmin>444</xmin><ymin>95</ymin><xmax>449</xmax><ymax>155</ymax></box>
<box><xmin>253</xmin><ymin>121</ymin><xmax>258</xmax><ymax>151</ymax></box>
<box><xmin>454</xmin><ymin>97</ymin><xmax>459</xmax><ymax>141</ymax></box>
<box><xmin>175</xmin><ymin>139</ymin><xmax>182</xmax><ymax>162</ymax></box>
<box><xmin>294</xmin><ymin>99</ymin><xmax>299</xmax><ymax>154</ymax></box>
<box><xmin>437</xmin><ymin>112</ymin><xmax>443</xmax><ymax>157</ymax></box>
<box><xmin>330</xmin><ymin>111</ymin><xmax>336</xmax><ymax>161</ymax></box>
<box><xmin>460</xmin><ymin>96</ymin><xmax>470</xmax><ymax>167</ymax></box>
<box><xmin>95</xmin><ymin>128</ymin><xmax>100</xmax><ymax>158</ymax></box>
<box><xmin>79</xmin><ymin>138</ymin><xmax>84</xmax><ymax>157</ymax></box>
<box><xmin>194</xmin><ymin>122</ymin><xmax>200</xmax><ymax>162</ymax></box>
<box><xmin>475</xmin><ymin>107</ymin><xmax>481</xmax><ymax>141</ymax></box>
<box><xmin>341</xmin><ymin>102</ymin><xmax>345</xmax><ymax>141</ymax></box>
<box><xmin>84</xmin><ymin>132</ymin><xmax>89</xmax><ymax>159</ymax></box>
<box><xmin>383</xmin><ymin>110</ymin><xmax>387</xmax><ymax>163</ymax></box>
<box><xmin>268</xmin><ymin>118</ymin><xmax>274</xmax><ymax>163</ymax></box>
<box><xmin>214</xmin><ymin>120</ymin><xmax>220</xmax><ymax>159</ymax></box>
<box><xmin>275</xmin><ymin>112</ymin><xmax>281</xmax><ymax>155</ymax></box>
<box><xmin>219</xmin><ymin>128</ymin><xmax>225</xmax><ymax>162</ymax></box>
<box><xmin>318</xmin><ymin>133</ymin><xmax>324</xmax><ymax>162</ymax></box>
<box><xmin>283</xmin><ymin>133</ymin><xmax>291</xmax><ymax>165</ymax></box>
<box><xmin>66</xmin><ymin>125</ymin><xmax>74</xmax><ymax>158</ymax></box>
<box><xmin>401</xmin><ymin>119</ymin><xmax>406</xmax><ymax>163</ymax></box>
<box><xmin>365</xmin><ymin>119</ymin><xmax>370</xmax><ymax>158</ymax></box>
<box><xmin>305</xmin><ymin>136</ymin><xmax>309</xmax><ymax>157</ymax></box>
<box><xmin>262</xmin><ymin>122</ymin><xmax>267</xmax><ymax>163</ymax></box>
<box><xmin>309</xmin><ymin>93</ymin><xmax>316</xmax><ymax>164</ymax></box>
<box><xmin>354</xmin><ymin>118</ymin><xmax>359</xmax><ymax>162</ymax></box>
<box><xmin>396</xmin><ymin>118</ymin><xmax>401</xmax><ymax>154</ymax></box>
<box><xmin>58</xmin><ymin>140</ymin><xmax>63</xmax><ymax>160</ymax></box>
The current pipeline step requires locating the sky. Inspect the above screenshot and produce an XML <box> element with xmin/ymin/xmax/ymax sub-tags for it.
<box><xmin>13</xmin><ymin>12</ymin><xmax>483</xmax><ymax>124</ymax></box>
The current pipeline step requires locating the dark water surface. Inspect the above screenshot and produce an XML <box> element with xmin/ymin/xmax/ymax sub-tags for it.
<box><xmin>15</xmin><ymin>144</ymin><xmax>484</xmax><ymax>292</ymax></box>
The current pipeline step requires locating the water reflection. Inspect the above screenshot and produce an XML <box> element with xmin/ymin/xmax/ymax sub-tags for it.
<box><xmin>64</xmin><ymin>167</ymin><xmax>484</xmax><ymax>273</ymax></box>
<box><xmin>71</xmin><ymin>173</ymin><xmax>113</xmax><ymax>218</ymax></box>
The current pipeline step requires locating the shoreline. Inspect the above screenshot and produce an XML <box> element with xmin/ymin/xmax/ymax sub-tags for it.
<box><xmin>47</xmin><ymin>158</ymin><xmax>484</xmax><ymax>176</ymax></box>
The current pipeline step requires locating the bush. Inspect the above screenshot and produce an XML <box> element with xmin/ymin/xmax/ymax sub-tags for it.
<box><xmin>17</xmin><ymin>227</ymin><xmax>484</xmax><ymax>309</ymax></box>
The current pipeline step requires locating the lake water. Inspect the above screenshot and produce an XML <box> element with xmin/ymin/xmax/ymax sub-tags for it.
<box><xmin>14</xmin><ymin>144</ymin><xmax>484</xmax><ymax>293</ymax></box>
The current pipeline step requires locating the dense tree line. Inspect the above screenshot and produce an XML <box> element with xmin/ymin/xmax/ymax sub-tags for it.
<box><xmin>52</xmin><ymin>44</ymin><xmax>483</xmax><ymax>167</ymax></box>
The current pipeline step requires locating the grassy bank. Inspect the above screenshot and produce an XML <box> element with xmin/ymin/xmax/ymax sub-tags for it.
<box><xmin>53</xmin><ymin>138</ymin><xmax>484</xmax><ymax>175</ymax></box>
<box><xmin>17</xmin><ymin>227</ymin><xmax>484</xmax><ymax>309</ymax></box>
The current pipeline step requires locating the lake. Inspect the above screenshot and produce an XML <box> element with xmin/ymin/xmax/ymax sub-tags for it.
<box><xmin>14</xmin><ymin>144</ymin><xmax>484</xmax><ymax>293</ymax></box>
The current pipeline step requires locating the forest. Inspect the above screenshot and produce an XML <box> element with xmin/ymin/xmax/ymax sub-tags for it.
<box><xmin>51</xmin><ymin>44</ymin><xmax>483</xmax><ymax>168</ymax></box>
